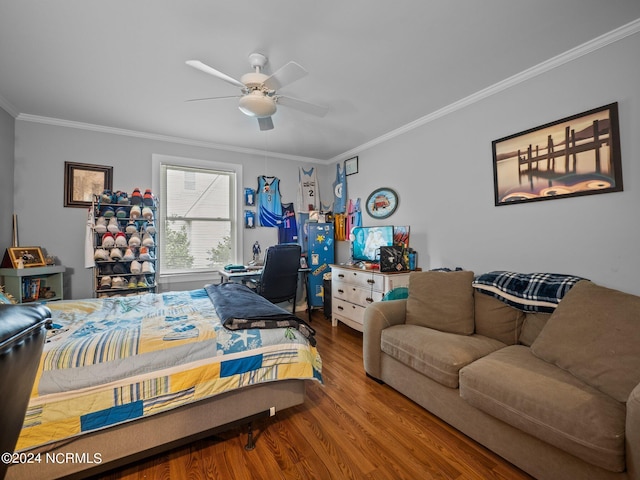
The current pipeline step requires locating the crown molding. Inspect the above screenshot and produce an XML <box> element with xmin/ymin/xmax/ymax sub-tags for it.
<box><xmin>330</xmin><ymin>17</ymin><xmax>640</xmax><ymax>164</ymax></box>
<box><xmin>0</xmin><ymin>93</ymin><xmax>19</xmax><ymax>118</ymax></box>
<box><xmin>14</xmin><ymin>113</ymin><xmax>323</xmax><ymax>164</ymax></box>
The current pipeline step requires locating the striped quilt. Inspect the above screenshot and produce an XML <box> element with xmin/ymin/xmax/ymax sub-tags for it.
<box><xmin>16</xmin><ymin>288</ymin><xmax>322</xmax><ymax>452</ymax></box>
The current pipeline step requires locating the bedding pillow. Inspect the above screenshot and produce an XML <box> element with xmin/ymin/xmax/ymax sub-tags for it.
<box><xmin>531</xmin><ymin>280</ymin><xmax>640</xmax><ymax>402</ymax></box>
<box><xmin>406</xmin><ymin>270</ymin><xmax>475</xmax><ymax>335</ymax></box>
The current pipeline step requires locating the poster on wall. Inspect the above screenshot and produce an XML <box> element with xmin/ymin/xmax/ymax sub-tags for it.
<box><xmin>491</xmin><ymin>102</ymin><xmax>623</xmax><ymax>206</ymax></box>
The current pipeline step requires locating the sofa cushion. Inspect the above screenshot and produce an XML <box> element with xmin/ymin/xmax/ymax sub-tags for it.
<box><xmin>406</xmin><ymin>270</ymin><xmax>475</xmax><ymax>335</ymax></box>
<box><xmin>474</xmin><ymin>292</ymin><xmax>524</xmax><ymax>345</ymax></box>
<box><xmin>459</xmin><ymin>345</ymin><xmax>626</xmax><ymax>472</ymax></box>
<box><xmin>518</xmin><ymin>312</ymin><xmax>551</xmax><ymax>346</ymax></box>
<box><xmin>531</xmin><ymin>280</ymin><xmax>640</xmax><ymax>402</ymax></box>
<box><xmin>381</xmin><ymin>324</ymin><xmax>505</xmax><ymax>388</ymax></box>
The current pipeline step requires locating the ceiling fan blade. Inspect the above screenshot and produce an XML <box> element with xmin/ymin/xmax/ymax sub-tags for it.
<box><xmin>186</xmin><ymin>60</ymin><xmax>246</xmax><ymax>89</ymax></box>
<box><xmin>258</xmin><ymin>117</ymin><xmax>274</xmax><ymax>131</ymax></box>
<box><xmin>185</xmin><ymin>95</ymin><xmax>241</xmax><ymax>102</ymax></box>
<box><xmin>263</xmin><ymin>61</ymin><xmax>308</xmax><ymax>90</ymax></box>
<box><xmin>276</xmin><ymin>95</ymin><xmax>328</xmax><ymax>117</ymax></box>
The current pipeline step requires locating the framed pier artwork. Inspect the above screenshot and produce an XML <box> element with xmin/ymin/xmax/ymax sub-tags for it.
<box><xmin>492</xmin><ymin>102</ymin><xmax>622</xmax><ymax>206</ymax></box>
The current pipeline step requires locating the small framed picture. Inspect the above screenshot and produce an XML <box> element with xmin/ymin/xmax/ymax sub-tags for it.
<box><xmin>244</xmin><ymin>187</ymin><xmax>256</xmax><ymax>206</ymax></box>
<box><xmin>64</xmin><ymin>162</ymin><xmax>113</xmax><ymax>208</ymax></box>
<box><xmin>344</xmin><ymin>156</ymin><xmax>358</xmax><ymax>176</ymax></box>
<box><xmin>244</xmin><ymin>210</ymin><xmax>256</xmax><ymax>228</ymax></box>
<box><xmin>7</xmin><ymin>246</ymin><xmax>46</xmax><ymax>268</ymax></box>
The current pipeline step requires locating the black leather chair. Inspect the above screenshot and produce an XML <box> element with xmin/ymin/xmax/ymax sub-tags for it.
<box><xmin>249</xmin><ymin>244</ymin><xmax>302</xmax><ymax>313</ymax></box>
<box><xmin>0</xmin><ymin>303</ymin><xmax>51</xmax><ymax>480</ymax></box>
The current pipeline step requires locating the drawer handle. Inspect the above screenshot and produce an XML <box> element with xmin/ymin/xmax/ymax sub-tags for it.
<box><xmin>366</xmin><ymin>297</ymin><xmax>374</xmax><ymax>303</ymax></box>
<box><xmin>338</xmin><ymin>289</ymin><xmax>344</xmax><ymax>294</ymax></box>
<box><xmin>367</xmin><ymin>279</ymin><xmax>375</xmax><ymax>284</ymax></box>
<box><xmin>337</xmin><ymin>306</ymin><xmax>344</xmax><ymax>311</ymax></box>
<box><xmin>338</xmin><ymin>274</ymin><xmax>345</xmax><ymax>279</ymax></box>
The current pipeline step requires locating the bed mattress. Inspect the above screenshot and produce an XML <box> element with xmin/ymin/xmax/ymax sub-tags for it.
<box><xmin>17</xmin><ymin>288</ymin><xmax>322</xmax><ymax>452</ymax></box>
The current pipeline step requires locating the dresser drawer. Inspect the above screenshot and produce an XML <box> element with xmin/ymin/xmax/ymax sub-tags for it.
<box><xmin>332</xmin><ymin>297</ymin><xmax>367</xmax><ymax>326</ymax></box>
<box><xmin>332</xmin><ymin>268</ymin><xmax>384</xmax><ymax>291</ymax></box>
<box><xmin>333</xmin><ymin>282</ymin><xmax>383</xmax><ymax>306</ymax></box>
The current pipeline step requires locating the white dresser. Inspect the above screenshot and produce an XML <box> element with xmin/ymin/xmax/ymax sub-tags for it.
<box><xmin>330</xmin><ymin>265</ymin><xmax>412</xmax><ymax>332</ymax></box>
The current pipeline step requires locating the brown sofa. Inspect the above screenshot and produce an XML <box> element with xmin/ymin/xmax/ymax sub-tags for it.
<box><xmin>363</xmin><ymin>270</ymin><xmax>640</xmax><ymax>480</ymax></box>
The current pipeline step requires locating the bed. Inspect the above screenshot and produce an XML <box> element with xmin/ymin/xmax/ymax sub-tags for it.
<box><xmin>6</xmin><ymin>284</ymin><xmax>322</xmax><ymax>480</ymax></box>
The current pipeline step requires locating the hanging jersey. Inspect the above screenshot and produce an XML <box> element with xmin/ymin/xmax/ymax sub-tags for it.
<box><xmin>345</xmin><ymin>197</ymin><xmax>362</xmax><ymax>239</ymax></box>
<box><xmin>334</xmin><ymin>213</ymin><xmax>346</xmax><ymax>241</ymax></box>
<box><xmin>352</xmin><ymin>197</ymin><xmax>362</xmax><ymax>229</ymax></box>
<box><xmin>345</xmin><ymin>198</ymin><xmax>354</xmax><ymax>239</ymax></box>
<box><xmin>332</xmin><ymin>163</ymin><xmax>347</xmax><ymax>214</ymax></box>
<box><xmin>297</xmin><ymin>166</ymin><xmax>319</xmax><ymax>213</ymax></box>
<box><xmin>258</xmin><ymin>176</ymin><xmax>283</xmax><ymax>227</ymax></box>
<box><xmin>278</xmin><ymin>203</ymin><xmax>298</xmax><ymax>244</ymax></box>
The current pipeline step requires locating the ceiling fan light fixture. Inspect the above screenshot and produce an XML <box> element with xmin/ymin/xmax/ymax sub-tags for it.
<box><xmin>238</xmin><ymin>91</ymin><xmax>277</xmax><ymax>118</ymax></box>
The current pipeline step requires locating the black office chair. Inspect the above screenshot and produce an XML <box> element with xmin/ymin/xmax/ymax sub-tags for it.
<box><xmin>249</xmin><ymin>244</ymin><xmax>302</xmax><ymax>313</ymax></box>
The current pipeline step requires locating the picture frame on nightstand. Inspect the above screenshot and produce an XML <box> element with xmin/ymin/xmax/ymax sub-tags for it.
<box><xmin>5</xmin><ymin>246</ymin><xmax>46</xmax><ymax>268</ymax></box>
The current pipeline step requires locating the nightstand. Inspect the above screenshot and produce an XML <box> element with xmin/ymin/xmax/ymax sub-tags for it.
<box><xmin>0</xmin><ymin>266</ymin><xmax>66</xmax><ymax>303</ymax></box>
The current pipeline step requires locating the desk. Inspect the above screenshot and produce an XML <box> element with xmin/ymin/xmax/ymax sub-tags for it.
<box><xmin>218</xmin><ymin>268</ymin><xmax>262</xmax><ymax>284</ymax></box>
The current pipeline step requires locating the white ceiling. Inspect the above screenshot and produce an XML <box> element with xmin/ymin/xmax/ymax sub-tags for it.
<box><xmin>1</xmin><ymin>1</ymin><xmax>640</xmax><ymax>162</ymax></box>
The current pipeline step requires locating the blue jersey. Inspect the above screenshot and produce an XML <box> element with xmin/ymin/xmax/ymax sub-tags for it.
<box><xmin>333</xmin><ymin>163</ymin><xmax>347</xmax><ymax>214</ymax></box>
<box><xmin>278</xmin><ymin>202</ymin><xmax>298</xmax><ymax>244</ymax></box>
<box><xmin>258</xmin><ymin>176</ymin><xmax>283</xmax><ymax>227</ymax></box>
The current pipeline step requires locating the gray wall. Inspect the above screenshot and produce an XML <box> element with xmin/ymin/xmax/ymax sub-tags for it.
<box><xmin>333</xmin><ymin>30</ymin><xmax>640</xmax><ymax>295</ymax></box>
<box><xmin>0</xmin><ymin>107</ymin><xmax>15</xmax><ymax>251</ymax></box>
<box><xmin>13</xmin><ymin>121</ymin><xmax>328</xmax><ymax>299</ymax></box>
<box><xmin>9</xmin><ymin>30</ymin><xmax>640</xmax><ymax>299</ymax></box>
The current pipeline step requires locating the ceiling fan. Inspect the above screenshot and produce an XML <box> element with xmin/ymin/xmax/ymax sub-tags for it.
<box><xmin>186</xmin><ymin>53</ymin><xmax>328</xmax><ymax>131</ymax></box>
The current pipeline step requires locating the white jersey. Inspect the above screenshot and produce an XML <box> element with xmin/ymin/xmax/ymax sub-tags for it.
<box><xmin>297</xmin><ymin>166</ymin><xmax>319</xmax><ymax>213</ymax></box>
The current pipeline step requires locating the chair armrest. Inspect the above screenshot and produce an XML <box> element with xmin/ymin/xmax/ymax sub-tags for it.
<box><xmin>626</xmin><ymin>381</ymin><xmax>640</xmax><ymax>480</ymax></box>
<box><xmin>363</xmin><ymin>299</ymin><xmax>407</xmax><ymax>380</ymax></box>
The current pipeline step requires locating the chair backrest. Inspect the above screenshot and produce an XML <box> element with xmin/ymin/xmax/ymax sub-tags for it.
<box><xmin>257</xmin><ymin>244</ymin><xmax>302</xmax><ymax>304</ymax></box>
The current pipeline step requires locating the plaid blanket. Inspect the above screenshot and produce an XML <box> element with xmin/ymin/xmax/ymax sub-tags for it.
<box><xmin>472</xmin><ymin>271</ymin><xmax>586</xmax><ymax>312</ymax></box>
<box><xmin>205</xmin><ymin>283</ymin><xmax>316</xmax><ymax>346</ymax></box>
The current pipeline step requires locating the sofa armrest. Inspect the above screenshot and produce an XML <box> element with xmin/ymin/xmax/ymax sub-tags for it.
<box><xmin>363</xmin><ymin>299</ymin><xmax>407</xmax><ymax>380</ymax></box>
<box><xmin>0</xmin><ymin>304</ymin><xmax>51</xmax><ymax>479</ymax></box>
<box><xmin>627</xmin><ymin>381</ymin><xmax>640</xmax><ymax>480</ymax></box>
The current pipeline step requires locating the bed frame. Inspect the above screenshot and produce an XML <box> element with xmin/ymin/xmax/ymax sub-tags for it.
<box><xmin>6</xmin><ymin>379</ymin><xmax>306</xmax><ymax>479</ymax></box>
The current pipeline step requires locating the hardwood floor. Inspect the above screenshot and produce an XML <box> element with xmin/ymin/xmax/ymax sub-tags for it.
<box><xmin>99</xmin><ymin>310</ymin><xmax>533</xmax><ymax>480</ymax></box>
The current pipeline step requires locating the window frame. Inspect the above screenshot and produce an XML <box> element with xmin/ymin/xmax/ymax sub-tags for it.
<box><xmin>152</xmin><ymin>154</ymin><xmax>243</xmax><ymax>284</ymax></box>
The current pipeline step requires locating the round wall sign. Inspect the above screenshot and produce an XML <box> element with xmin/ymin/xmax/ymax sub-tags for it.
<box><xmin>365</xmin><ymin>188</ymin><xmax>398</xmax><ymax>219</ymax></box>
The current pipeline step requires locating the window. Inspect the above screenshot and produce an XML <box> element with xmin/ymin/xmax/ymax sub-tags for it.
<box><xmin>153</xmin><ymin>155</ymin><xmax>242</xmax><ymax>278</ymax></box>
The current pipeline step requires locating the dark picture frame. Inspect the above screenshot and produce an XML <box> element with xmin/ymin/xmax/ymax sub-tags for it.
<box><xmin>344</xmin><ymin>156</ymin><xmax>358</xmax><ymax>176</ymax></box>
<box><xmin>64</xmin><ymin>161</ymin><xmax>113</xmax><ymax>208</ymax></box>
<box><xmin>7</xmin><ymin>246</ymin><xmax>46</xmax><ymax>268</ymax></box>
<box><xmin>492</xmin><ymin>102</ymin><xmax>623</xmax><ymax>206</ymax></box>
